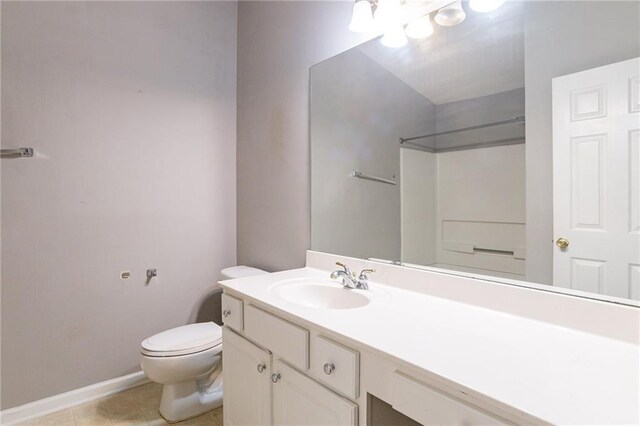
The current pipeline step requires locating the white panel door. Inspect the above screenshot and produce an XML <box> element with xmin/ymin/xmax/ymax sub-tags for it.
<box><xmin>553</xmin><ymin>57</ymin><xmax>640</xmax><ymax>299</ymax></box>
<box><xmin>272</xmin><ymin>359</ymin><xmax>358</xmax><ymax>426</ymax></box>
<box><xmin>222</xmin><ymin>327</ymin><xmax>272</xmax><ymax>426</ymax></box>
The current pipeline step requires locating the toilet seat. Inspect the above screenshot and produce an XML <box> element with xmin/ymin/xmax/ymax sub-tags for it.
<box><xmin>141</xmin><ymin>322</ymin><xmax>222</xmax><ymax>357</ymax></box>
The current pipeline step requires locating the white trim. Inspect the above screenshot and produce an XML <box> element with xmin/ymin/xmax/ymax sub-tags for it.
<box><xmin>0</xmin><ymin>371</ymin><xmax>149</xmax><ymax>425</ymax></box>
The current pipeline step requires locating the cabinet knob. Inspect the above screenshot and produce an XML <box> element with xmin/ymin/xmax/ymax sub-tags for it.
<box><xmin>323</xmin><ymin>363</ymin><xmax>335</xmax><ymax>375</ymax></box>
<box><xmin>223</xmin><ymin>310</ymin><xmax>231</xmax><ymax>318</ymax></box>
<box><xmin>271</xmin><ymin>373</ymin><xmax>281</xmax><ymax>383</ymax></box>
<box><xmin>556</xmin><ymin>238</ymin><xmax>569</xmax><ymax>250</ymax></box>
<box><xmin>257</xmin><ymin>363</ymin><xmax>266</xmax><ymax>373</ymax></box>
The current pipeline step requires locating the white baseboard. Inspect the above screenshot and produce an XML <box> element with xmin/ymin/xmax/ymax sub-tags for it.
<box><xmin>0</xmin><ymin>371</ymin><xmax>150</xmax><ymax>425</ymax></box>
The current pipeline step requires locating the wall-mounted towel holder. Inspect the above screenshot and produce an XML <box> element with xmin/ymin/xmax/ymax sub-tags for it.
<box><xmin>352</xmin><ymin>171</ymin><xmax>396</xmax><ymax>186</ymax></box>
<box><xmin>1</xmin><ymin>148</ymin><xmax>34</xmax><ymax>158</ymax></box>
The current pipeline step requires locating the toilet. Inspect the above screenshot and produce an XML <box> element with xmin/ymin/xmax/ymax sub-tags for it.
<box><xmin>140</xmin><ymin>266</ymin><xmax>267</xmax><ymax>422</ymax></box>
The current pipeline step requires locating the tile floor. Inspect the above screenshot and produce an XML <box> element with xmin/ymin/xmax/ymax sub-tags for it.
<box><xmin>16</xmin><ymin>383</ymin><xmax>223</xmax><ymax>426</ymax></box>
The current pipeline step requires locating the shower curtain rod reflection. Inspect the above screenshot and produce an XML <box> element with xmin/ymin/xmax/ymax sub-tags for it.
<box><xmin>399</xmin><ymin>116</ymin><xmax>525</xmax><ymax>144</ymax></box>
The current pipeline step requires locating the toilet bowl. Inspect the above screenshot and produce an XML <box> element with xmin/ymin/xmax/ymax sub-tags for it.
<box><xmin>140</xmin><ymin>266</ymin><xmax>267</xmax><ymax>422</ymax></box>
<box><xmin>141</xmin><ymin>322</ymin><xmax>223</xmax><ymax>422</ymax></box>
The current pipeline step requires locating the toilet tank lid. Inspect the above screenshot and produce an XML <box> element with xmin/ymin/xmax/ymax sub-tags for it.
<box><xmin>221</xmin><ymin>265</ymin><xmax>267</xmax><ymax>279</ymax></box>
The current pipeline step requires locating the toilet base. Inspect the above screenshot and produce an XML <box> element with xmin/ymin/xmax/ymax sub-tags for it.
<box><xmin>158</xmin><ymin>366</ymin><xmax>223</xmax><ymax>422</ymax></box>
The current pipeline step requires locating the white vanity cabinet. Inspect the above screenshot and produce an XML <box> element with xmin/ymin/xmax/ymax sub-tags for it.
<box><xmin>221</xmin><ymin>291</ymin><xmax>515</xmax><ymax>426</ymax></box>
<box><xmin>222</xmin><ymin>298</ymin><xmax>359</xmax><ymax>426</ymax></box>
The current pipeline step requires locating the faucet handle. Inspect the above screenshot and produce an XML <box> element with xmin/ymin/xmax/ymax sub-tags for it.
<box><xmin>358</xmin><ymin>268</ymin><xmax>375</xmax><ymax>279</ymax></box>
<box><xmin>356</xmin><ymin>268</ymin><xmax>375</xmax><ymax>290</ymax></box>
<box><xmin>335</xmin><ymin>262</ymin><xmax>350</xmax><ymax>273</ymax></box>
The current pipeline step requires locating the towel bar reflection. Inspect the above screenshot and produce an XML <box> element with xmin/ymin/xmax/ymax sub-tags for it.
<box><xmin>1</xmin><ymin>148</ymin><xmax>33</xmax><ymax>158</ymax></box>
<box><xmin>352</xmin><ymin>171</ymin><xmax>396</xmax><ymax>186</ymax></box>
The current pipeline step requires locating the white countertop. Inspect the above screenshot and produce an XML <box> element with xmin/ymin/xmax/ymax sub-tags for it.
<box><xmin>220</xmin><ymin>267</ymin><xmax>639</xmax><ymax>425</ymax></box>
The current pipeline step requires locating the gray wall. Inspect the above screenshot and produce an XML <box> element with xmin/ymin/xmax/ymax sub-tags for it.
<box><xmin>1</xmin><ymin>1</ymin><xmax>237</xmax><ymax>408</ymax></box>
<box><xmin>435</xmin><ymin>88</ymin><xmax>525</xmax><ymax>150</ymax></box>
<box><xmin>524</xmin><ymin>1</ymin><xmax>640</xmax><ymax>284</ymax></box>
<box><xmin>310</xmin><ymin>48</ymin><xmax>435</xmax><ymax>261</ymax></box>
<box><xmin>237</xmin><ymin>1</ymin><xmax>373</xmax><ymax>271</ymax></box>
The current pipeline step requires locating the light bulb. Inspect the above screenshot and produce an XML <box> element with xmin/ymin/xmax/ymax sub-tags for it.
<box><xmin>434</xmin><ymin>0</ymin><xmax>466</xmax><ymax>27</ymax></box>
<box><xmin>381</xmin><ymin>25</ymin><xmax>408</xmax><ymax>48</ymax></box>
<box><xmin>404</xmin><ymin>15</ymin><xmax>434</xmax><ymax>39</ymax></box>
<box><xmin>349</xmin><ymin>0</ymin><xmax>375</xmax><ymax>33</ymax></box>
<box><xmin>469</xmin><ymin>0</ymin><xmax>505</xmax><ymax>13</ymax></box>
<box><xmin>374</xmin><ymin>0</ymin><xmax>402</xmax><ymax>31</ymax></box>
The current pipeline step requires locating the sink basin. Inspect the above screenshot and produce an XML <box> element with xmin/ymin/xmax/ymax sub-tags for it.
<box><xmin>269</xmin><ymin>278</ymin><xmax>371</xmax><ymax>309</ymax></box>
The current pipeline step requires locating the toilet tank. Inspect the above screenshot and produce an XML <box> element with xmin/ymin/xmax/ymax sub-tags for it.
<box><xmin>220</xmin><ymin>265</ymin><xmax>267</xmax><ymax>280</ymax></box>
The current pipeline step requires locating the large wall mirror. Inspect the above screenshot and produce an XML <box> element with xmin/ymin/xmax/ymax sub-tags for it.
<box><xmin>310</xmin><ymin>0</ymin><xmax>640</xmax><ymax>305</ymax></box>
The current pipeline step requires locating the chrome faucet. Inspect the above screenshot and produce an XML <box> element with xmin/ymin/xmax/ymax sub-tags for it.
<box><xmin>330</xmin><ymin>262</ymin><xmax>356</xmax><ymax>288</ymax></box>
<box><xmin>330</xmin><ymin>262</ymin><xmax>375</xmax><ymax>290</ymax></box>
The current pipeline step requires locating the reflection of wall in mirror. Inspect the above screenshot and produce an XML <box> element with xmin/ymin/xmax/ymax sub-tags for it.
<box><xmin>400</xmin><ymin>148</ymin><xmax>437</xmax><ymax>265</ymax></box>
<box><xmin>401</xmin><ymin>143</ymin><xmax>526</xmax><ymax>279</ymax></box>
<box><xmin>311</xmin><ymin>48</ymin><xmax>435</xmax><ymax>261</ymax></box>
<box><xmin>434</xmin><ymin>144</ymin><xmax>525</xmax><ymax>278</ymax></box>
<box><xmin>400</xmin><ymin>87</ymin><xmax>526</xmax><ymax>277</ymax></box>
<box><xmin>314</xmin><ymin>49</ymin><xmax>527</xmax><ymax>274</ymax></box>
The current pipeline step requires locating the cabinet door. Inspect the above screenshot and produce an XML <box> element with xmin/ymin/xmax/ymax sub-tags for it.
<box><xmin>272</xmin><ymin>359</ymin><xmax>358</xmax><ymax>426</ymax></box>
<box><xmin>222</xmin><ymin>327</ymin><xmax>272</xmax><ymax>426</ymax></box>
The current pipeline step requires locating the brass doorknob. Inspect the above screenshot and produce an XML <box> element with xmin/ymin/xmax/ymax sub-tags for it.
<box><xmin>556</xmin><ymin>238</ymin><xmax>569</xmax><ymax>249</ymax></box>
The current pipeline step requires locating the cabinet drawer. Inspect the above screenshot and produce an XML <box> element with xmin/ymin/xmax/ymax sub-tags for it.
<box><xmin>221</xmin><ymin>293</ymin><xmax>244</xmax><ymax>331</ymax></box>
<box><xmin>310</xmin><ymin>335</ymin><xmax>359</xmax><ymax>400</ymax></box>
<box><xmin>244</xmin><ymin>304</ymin><xmax>309</xmax><ymax>370</ymax></box>
<box><xmin>391</xmin><ymin>371</ymin><xmax>508</xmax><ymax>425</ymax></box>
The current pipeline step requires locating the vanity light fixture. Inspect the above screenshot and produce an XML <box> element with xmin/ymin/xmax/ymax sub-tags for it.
<box><xmin>434</xmin><ymin>0</ymin><xmax>466</xmax><ymax>26</ymax></box>
<box><xmin>348</xmin><ymin>0</ymin><xmax>479</xmax><ymax>47</ymax></box>
<box><xmin>469</xmin><ymin>0</ymin><xmax>505</xmax><ymax>13</ymax></box>
<box><xmin>404</xmin><ymin>14</ymin><xmax>434</xmax><ymax>39</ymax></box>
